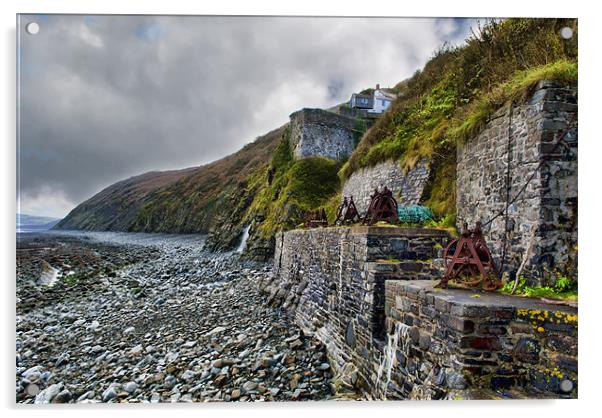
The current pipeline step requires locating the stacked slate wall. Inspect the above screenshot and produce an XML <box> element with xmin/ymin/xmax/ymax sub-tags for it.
<box><xmin>264</xmin><ymin>227</ymin><xmax>578</xmax><ymax>400</ymax></box>
<box><xmin>383</xmin><ymin>280</ymin><xmax>577</xmax><ymax>399</ymax></box>
<box><xmin>261</xmin><ymin>226</ymin><xmax>449</xmax><ymax>395</ymax></box>
<box><xmin>342</xmin><ymin>160</ymin><xmax>430</xmax><ymax>213</ymax></box>
<box><xmin>456</xmin><ymin>81</ymin><xmax>578</xmax><ymax>285</ymax></box>
<box><xmin>289</xmin><ymin>108</ymin><xmax>358</xmax><ymax>160</ymax></box>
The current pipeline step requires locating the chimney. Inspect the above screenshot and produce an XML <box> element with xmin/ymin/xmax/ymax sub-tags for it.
<box><xmin>376</xmin><ymin>83</ymin><xmax>380</xmax><ymax>90</ymax></box>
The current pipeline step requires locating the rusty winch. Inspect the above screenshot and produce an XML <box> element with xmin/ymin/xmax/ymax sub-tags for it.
<box><xmin>440</xmin><ymin>221</ymin><xmax>502</xmax><ymax>291</ymax></box>
<box><xmin>362</xmin><ymin>187</ymin><xmax>399</xmax><ymax>225</ymax></box>
<box><xmin>303</xmin><ymin>208</ymin><xmax>328</xmax><ymax>228</ymax></box>
<box><xmin>335</xmin><ymin>196</ymin><xmax>360</xmax><ymax>225</ymax></box>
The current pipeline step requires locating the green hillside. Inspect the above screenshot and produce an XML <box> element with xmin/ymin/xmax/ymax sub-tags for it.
<box><xmin>342</xmin><ymin>18</ymin><xmax>577</xmax><ymax>219</ymax></box>
<box><xmin>57</xmin><ymin>18</ymin><xmax>578</xmax><ymax>260</ymax></box>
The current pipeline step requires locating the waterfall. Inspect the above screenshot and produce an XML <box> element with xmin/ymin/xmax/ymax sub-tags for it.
<box><xmin>375</xmin><ymin>322</ymin><xmax>409</xmax><ymax>400</ymax></box>
<box><xmin>235</xmin><ymin>224</ymin><xmax>251</xmax><ymax>253</ymax></box>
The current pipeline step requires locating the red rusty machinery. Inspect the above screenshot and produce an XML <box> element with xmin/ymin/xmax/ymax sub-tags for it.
<box><xmin>440</xmin><ymin>222</ymin><xmax>502</xmax><ymax>291</ymax></box>
<box><xmin>303</xmin><ymin>208</ymin><xmax>328</xmax><ymax>228</ymax></box>
<box><xmin>335</xmin><ymin>196</ymin><xmax>361</xmax><ymax>225</ymax></box>
<box><xmin>362</xmin><ymin>187</ymin><xmax>399</xmax><ymax>225</ymax></box>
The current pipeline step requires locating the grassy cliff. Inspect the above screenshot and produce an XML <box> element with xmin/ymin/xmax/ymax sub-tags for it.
<box><xmin>341</xmin><ymin>18</ymin><xmax>577</xmax><ymax>220</ymax></box>
<box><xmin>57</xmin><ymin>126</ymin><xmax>285</xmax><ymax>234</ymax></box>
<box><xmin>58</xmin><ymin>18</ymin><xmax>578</xmax><ymax>260</ymax></box>
<box><xmin>205</xmin><ymin>127</ymin><xmax>342</xmax><ymax>257</ymax></box>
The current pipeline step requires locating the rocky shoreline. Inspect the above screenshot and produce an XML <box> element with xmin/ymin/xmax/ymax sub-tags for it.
<box><xmin>16</xmin><ymin>231</ymin><xmax>348</xmax><ymax>403</ymax></box>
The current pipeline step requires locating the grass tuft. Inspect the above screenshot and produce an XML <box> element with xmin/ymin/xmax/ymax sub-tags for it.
<box><xmin>340</xmin><ymin>18</ymin><xmax>577</xmax><ymax>223</ymax></box>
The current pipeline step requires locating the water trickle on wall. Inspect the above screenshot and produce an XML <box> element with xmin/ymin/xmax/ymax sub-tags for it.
<box><xmin>375</xmin><ymin>322</ymin><xmax>409</xmax><ymax>400</ymax></box>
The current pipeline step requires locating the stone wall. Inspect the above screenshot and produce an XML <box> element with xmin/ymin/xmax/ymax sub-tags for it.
<box><xmin>457</xmin><ymin>81</ymin><xmax>578</xmax><ymax>285</ymax></box>
<box><xmin>263</xmin><ymin>227</ymin><xmax>577</xmax><ymax>400</ymax></box>
<box><xmin>342</xmin><ymin>160</ymin><xmax>430</xmax><ymax>214</ymax></box>
<box><xmin>383</xmin><ymin>280</ymin><xmax>577</xmax><ymax>399</ymax></box>
<box><xmin>261</xmin><ymin>226</ymin><xmax>449</xmax><ymax>396</ymax></box>
<box><xmin>289</xmin><ymin>108</ymin><xmax>358</xmax><ymax>160</ymax></box>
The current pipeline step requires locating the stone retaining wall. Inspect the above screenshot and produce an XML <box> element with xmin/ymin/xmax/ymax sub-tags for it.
<box><xmin>342</xmin><ymin>160</ymin><xmax>430</xmax><ymax>214</ymax></box>
<box><xmin>261</xmin><ymin>226</ymin><xmax>449</xmax><ymax>396</ymax></box>
<box><xmin>383</xmin><ymin>280</ymin><xmax>577</xmax><ymax>399</ymax></box>
<box><xmin>262</xmin><ymin>227</ymin><xmax>578</xmax><ymax>400</ymax></box>
<box><xmin>457</xmin><ymin>81</ymin><xmax>578</xmax><ymax>285</ymax></box>
<box><xmin>289</xmin><ymin>108</ymin><xmax>358</xmax><ymax>160</ymax></box>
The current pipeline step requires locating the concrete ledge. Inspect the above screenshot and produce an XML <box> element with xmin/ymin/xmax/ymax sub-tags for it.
<box><xmin>392</xmin><ymin>280</ymin><xmax>577</xmax><ymax>315</ymax></box>
<box><xmin>286</xmin><ymin>225</ymin><xmax>450</xmax><ymax>238</ymax></box>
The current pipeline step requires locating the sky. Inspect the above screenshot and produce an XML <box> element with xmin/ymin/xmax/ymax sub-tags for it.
<box><xmin>17</xmin><ymin>15</ymin><xmax>475</xmax><ymax>218</ymax></box>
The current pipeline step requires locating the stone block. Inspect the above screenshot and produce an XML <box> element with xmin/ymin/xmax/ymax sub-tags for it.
<box><xmin>345</xmin><ymin>321</ymin><xmax>356</xmax><ymax>349</ymax></box>
<box><xmin>443</xmin><ymin>315</ymin><xmax>475</xmax><ymax>334</ymax></box>
<box><xmin>460</xmin><ymin>336</ymin><xmax>501</xmax><ymax>351</ymax></box>
<box><xmin>512</xmin><ymin>337</ymin><xmax>540</xmax><ymax>364</ymax></box>
<box><xmin>395</xmin><ymin>295</ymin><xmax>412</xmax><ymax>312</ymax></box>
<box><xmin>434</xmin><ymin>297</ymin><xmax>450</xmax><ymax>313</ymax></box>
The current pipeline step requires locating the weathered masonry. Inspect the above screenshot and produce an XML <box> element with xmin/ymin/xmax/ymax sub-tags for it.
<box><xmin>384</xmin><ymin>281</ymin><xmax>577</xmax><ymax>399</ymax></box>
<box><xmin>263</xmin><ymin>226</ymin><xmax>577</xmax><ymax>400</ymax></box>
<box><xmin>289</xmin><ymin>108</ymin><xmax>359</xmax><ymax>160</ymax></box>
<box><xmin>457</xmin><ymin>81</ymin><xmax>578</xmax><ymax>285</ymax></box>
<box><xmin>342</xmin><ymin>160</ymin><xmax>430</xmax><ymax>213</ymax></box>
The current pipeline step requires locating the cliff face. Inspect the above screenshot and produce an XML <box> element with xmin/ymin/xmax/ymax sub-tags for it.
<box><xmin>54</xmin><ymin>169</ymin><xmax>196</xmax><ymax>231</ymax></box>
<box><xmin>55</xmin><ymin>126</ymin><xmax>285</xmax><ymax>233</ymax></box>
<box><xmin>57</xmin><ymin>19</ymin><xmax>578</xmax><ymax>264</ymax></box>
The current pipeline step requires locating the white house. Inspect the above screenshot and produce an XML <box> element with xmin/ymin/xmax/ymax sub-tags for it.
<box><xmin>349</xmin><ymin>84</ymin><xmax>396</xmax><ymax>114</ymax></box>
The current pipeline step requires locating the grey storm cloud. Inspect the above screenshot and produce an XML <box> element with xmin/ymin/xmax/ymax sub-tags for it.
<box><xmin>17</xmin><ymin>14</ymin><xmax>474</xmax><ymax>218</ymax></box>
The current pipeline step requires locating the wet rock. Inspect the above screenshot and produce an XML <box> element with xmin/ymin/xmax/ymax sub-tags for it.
<box><xmin>181</xmin><ymin>370</ymin><xmax>195</xmax><ymax>382</ymax></box>
<box><xmin>205</xmin><ymin>326</ymin><xmax>226</xmax><ymax>337</ymax></box>
<box><xmin>242</xmin><ymin>381</ymin><xmax>258</xmax><ymax>392</ymax></box>
<box><xmin>52</xmin><ymin>389</ymin><xmax>72</xmax><ymax>403</ymax></box>
<box><xmin>130</xmin><ymin>345</ymin><xmax>143</xmax><ymax>355</ymax></box>
<box><xmin>16</xmin><ymin>232</ymin><xmax>337</xmax><ymax>404</ymax></box>
<box><xmin>124</xmin><ymin>381</ymin><xmax>138</xmax><ymax>394</ymax></box>
<box><xmin>55</xmin><ymin>353</ymin><xmax>70</xmax><ymax>367</ymax></box>
<box><xmin>317</xmin><ymin>363</ymin><xmax>330</xmax><ymax>371</ymax></box>
<box><xmin>213</xmin><ymin>374</ymin><xmax>228</xmax><ymax>387</ymax></box>
<box><xmin>102</xmin><ymin>386</ymin><xmax>119</xmax><ymax>402</ymax></box>
<box><xmin>34</xmin><ymin>383</ymin><xmax>63</xmax><ymax>404</ymax></box>
<box><xmin>289</xmin><ymin>339</ymin><xmax>303</xmax><ymax>349</ymax></box>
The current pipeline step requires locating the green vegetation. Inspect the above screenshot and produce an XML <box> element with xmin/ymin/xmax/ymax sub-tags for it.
<box><xmin>323</xmin><ymin>192</ymin><xmax>343</xmax><ymax>225</ymax></box>
<box><xmin>448</xmin><ymin>59</ymin><xmax>577</xmax><ymax>144</ymax></box>
<box><xmin>376</xmin><ymin>258</ymin><xmax>401</xmax><ymax>263</ymax></box>
<box><xmin>425</xmin><ymin>213</ymin><xmax>458</xmax><ymax>236</ymax></box>
<box><xmin>352</xmin><ymin>118</ymin><xmax>369</xmax><ymax>147</ymax></box>
<box><xmin>126</xmin><ymin>126</ymin><xmax>286</xmax><ymax>234</ymax></box>
<box><xmin>244</xmin><ymin>130</ymin><xmax>342</xmax><ymax>238</ymax></box>
<box><xmin>59</xmin><ymin>18</ymin><xmax>578</xmax><ymax>256</ymax></box>
<box><xmin>500</xmin><ymin>275</ymin><xmax>578</xmax><ymax>301</ymax></box>
<box><xmin>341</xmin><ymin>18</ymin><xmax>578</xmax><ymax>220</ymax></box>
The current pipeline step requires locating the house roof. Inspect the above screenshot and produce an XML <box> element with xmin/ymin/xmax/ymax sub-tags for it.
<box><xmin>374</xmin><ymin>89</ymin><xmax>397</xmax><ymax>100</ymax></box>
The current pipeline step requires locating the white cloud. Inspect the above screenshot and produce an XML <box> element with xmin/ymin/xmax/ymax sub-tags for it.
<box><xmin>18</xmin><ymin>186</ymin><xmax>76</xmax><ymax>218</ymax></box>
<box><xmin>78</xmin><ymin>22</ymin><xmax>104</xmax><ymax>48</ymax></box>
<box><xmin>17</xmin><ymin>15</ymin><xmax>475</xmax><ymax>218</ymax></box>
